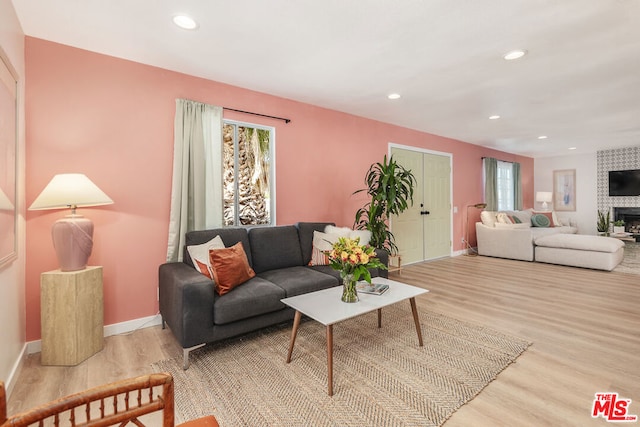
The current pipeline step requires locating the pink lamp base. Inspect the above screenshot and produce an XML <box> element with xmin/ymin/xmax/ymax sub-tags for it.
<box><xmin>51</xmin><ymin>215</ymin><xmax>94</xmax><ymax>271</ymax></box>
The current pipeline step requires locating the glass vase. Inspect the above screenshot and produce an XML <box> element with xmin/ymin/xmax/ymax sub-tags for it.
<box><xmin>340</xmin><ymin>271</ymin><xmax>359</xmax><ymax>303</ymax></box>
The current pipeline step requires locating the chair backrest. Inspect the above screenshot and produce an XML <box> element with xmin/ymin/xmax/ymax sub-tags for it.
<box><xmin>1</xmin><ymin>373</ymin><xmax>175</xmax><ymax>426</ymax></box>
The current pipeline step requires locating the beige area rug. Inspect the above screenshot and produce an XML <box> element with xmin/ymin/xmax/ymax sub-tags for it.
<box><xmin>152</xmin><ymin>305</ymin><xmax>530</xmax><ymax>427</ymax></box>
<box><xmin>614</xmin><ymin>242</ymin><xmax>640</xmax><ymax>275</ymax></box>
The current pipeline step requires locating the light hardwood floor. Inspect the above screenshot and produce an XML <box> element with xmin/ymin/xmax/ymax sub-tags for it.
<box><xmin>8</xmin><ymin>255</ymin><xmax>640</xmax><ymax>426</ymax></box>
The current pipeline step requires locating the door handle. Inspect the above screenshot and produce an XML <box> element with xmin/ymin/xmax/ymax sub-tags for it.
<box><xmin>420</xmin><ymin>210</ymin><xmax>430</xmax><ymax>215</ymax></box>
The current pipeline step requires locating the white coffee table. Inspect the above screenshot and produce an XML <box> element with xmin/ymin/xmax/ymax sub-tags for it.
<box><xmin>281</xmin><ymin>277</ymin><xmax>428</xmax><ymax>396</ymax></box>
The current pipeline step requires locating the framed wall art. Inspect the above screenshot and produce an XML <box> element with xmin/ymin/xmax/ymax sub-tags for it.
<box><xmin>0</xmin><ymin>50</ymin><xmax>17</xmax><ymax>267</ymax></box>
<box><xmin>553</xmin><ymin>169</ymin><xmax>576</xmax><ymax>211</ymax></box>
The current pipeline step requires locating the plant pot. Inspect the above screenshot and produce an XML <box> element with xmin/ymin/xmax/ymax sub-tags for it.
<box><xmin>613</xmin><ymin>226</ymin><xmax>625</xmax><ymax>234</ymax></box>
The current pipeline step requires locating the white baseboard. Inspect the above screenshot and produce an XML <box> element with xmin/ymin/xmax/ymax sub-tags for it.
<box><xmin>25</xmin><ymin>313</ymin><xmax>163</xmax><ymax>355</ymax></box>
<box><xmin>4</xmin><ymin>343</ymin><xmax>27</xmax><ymax>398</ymax></box>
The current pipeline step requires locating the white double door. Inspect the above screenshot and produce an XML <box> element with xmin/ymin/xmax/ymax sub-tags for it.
<box><xmin>390</xmin><ymin>146</ymin><xmax>452</xmax><ymax>264</ymax></box>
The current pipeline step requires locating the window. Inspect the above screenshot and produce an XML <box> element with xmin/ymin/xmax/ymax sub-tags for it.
<box><xmin>496</xmin><ymin>161</ymin><xmax>514</xmax><ymax>210</ymax></box>
<box><xmin>222</xmin><ymin>121</ymin><xmax>275</xmax><ymax>226</ymax></box>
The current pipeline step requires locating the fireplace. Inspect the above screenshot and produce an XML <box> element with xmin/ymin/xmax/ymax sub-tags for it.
<box><xmin>613</xmin><ymin>207</ymin><xmax>640</xmax><ymax>234</ymax></box>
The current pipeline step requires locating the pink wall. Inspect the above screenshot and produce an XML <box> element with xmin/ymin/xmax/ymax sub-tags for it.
<box><xmin>25</xmin><ymin>37</ymin><xmax>533</xmax><ymax>340</ymax></box>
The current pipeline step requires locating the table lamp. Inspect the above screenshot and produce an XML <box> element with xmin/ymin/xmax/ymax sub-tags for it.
<box><xmin>0</xmin><ymin>187</ymin><xmax>13</xmax><ymax>210</ymax></box>
<box><xmin>536</xmin><ymin>191</ymin><xmax>552</xmax><ymax>211</ymax></box>
<box><xmin>29</xmin><ymin>174</ymin><xmax>113</xmax><ymax>271</ymax></box>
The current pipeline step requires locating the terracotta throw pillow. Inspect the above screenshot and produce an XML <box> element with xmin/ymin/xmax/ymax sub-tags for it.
<box><xmin>208</xmin><ymin>242</ymin><xmax>256</xmax><ymax>295</ymax></box>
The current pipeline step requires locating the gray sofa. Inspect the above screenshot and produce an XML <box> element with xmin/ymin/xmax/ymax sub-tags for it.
<box><xmin>158</xmin><ymin>222</ymin><xmax>388</xmax><ymax>369</ymax></box>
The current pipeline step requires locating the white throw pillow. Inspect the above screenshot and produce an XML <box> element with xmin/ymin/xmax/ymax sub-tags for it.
<box><xmin>323</xmin><ymin>225</ymin><xmax>372</xmax><ymax>245</ymax></box>
<box><xmin>480</xmin><ymin>211</ymin><xmax>497</xmax><ymax>227</ymax></box>
<box><xmin>309</xmin><ymin>231</ymin><xmax>340</xmax><ymax>266</ymax></box>
<box><xmin>312</xmin><ymin>230</ymin><xmax>339</xmax><ymax>251</ymax></box>
<box><xmin>496</xmin><ymin>212</ymin><xmax>514</xmax><ymax>224</ymax></box>
<box><xmin>349</xmin><ymin>229</ymin><xmax>372</xmax><ymax>246</ymax></box>
<box><xmin>324</xmin><ymin>225</ymin><xmax>352</xmax><ymax>237</ymax></box>
<box><xmin>187</xmin><ymin>235</ymin><xmax>225</xmax><ymax>279</ymax></box>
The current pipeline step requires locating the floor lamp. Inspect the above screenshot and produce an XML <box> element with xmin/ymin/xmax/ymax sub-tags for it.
<box><xmin>465</xmin><ymin>203</ymin><xmax>487</xmax><ymax>256</ymax></box>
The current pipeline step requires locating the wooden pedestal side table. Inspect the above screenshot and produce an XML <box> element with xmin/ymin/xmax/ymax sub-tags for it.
<box><xmin>40</xmin><ymin>266</ymin><xmax>104</xmax><ymax>366</ymax></box>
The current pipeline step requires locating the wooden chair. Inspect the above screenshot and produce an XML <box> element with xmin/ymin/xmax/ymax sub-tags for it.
<box><xmin>0</xmin><ymin>373</ymin><xmax>218</xmax><ymax>427</ymax></box>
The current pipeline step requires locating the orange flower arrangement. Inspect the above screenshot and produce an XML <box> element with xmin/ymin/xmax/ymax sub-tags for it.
<box><xmin>327</xmin><ymin>237</ymin><xmax>386</xmax><ymax>283</ymax></box>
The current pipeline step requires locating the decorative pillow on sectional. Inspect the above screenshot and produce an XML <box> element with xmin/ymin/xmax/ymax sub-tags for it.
<box><xmin>208</xmin><ymin>242</ymin><xmax>256</xmax><ymax>295</ymax></box>
<box><xmin>480</xmin><ymin>211</ymin><xmax>497</xmax><ymax>227</ymax></box>
<box><xmin>533</xmin><ymin>211</ymin><xmax>556</xmax><ymax>226</ymax></box>
<box><xmin>513</xmin><ymin>209</ymin><xmax>533</xmax><ymax>224</ymax></box>
<box><xmin>531</xmin><ymin>213</ymin><xmax>551</xmax><ymax>227</ymax></box>
<box><xmin>187</xmin><ymin>235</ymin><xmax>225</xmax><ymax>279</ymax></box>
<box><xmin>309</xmin><ymin>231</ymin><xmax>339</xmax><ymax>266</ymax></box>
<box><xmin>496</xmin><ymin>212</ymin><xmax>514</xmax><ymax>224</ymax></box>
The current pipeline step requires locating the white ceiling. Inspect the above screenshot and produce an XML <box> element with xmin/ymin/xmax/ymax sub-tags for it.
<box><xmin>11</xmin><ymin>0</ymin><xmax>640</xmax><ymax>158</ymax></box>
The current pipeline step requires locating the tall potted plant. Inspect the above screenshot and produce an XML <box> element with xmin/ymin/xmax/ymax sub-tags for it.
<box><xmin>353</xmin><ymin>155</ymin><xmax>416</xmax><ymax>255</ymax></box>
<box><xmin>597</xmin><ymin>210</ymin><xmax>610</xmax><ymax>235</ymax></box>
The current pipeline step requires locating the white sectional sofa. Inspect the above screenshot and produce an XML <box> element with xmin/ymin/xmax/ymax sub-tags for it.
<box><xmin>534</xmin><ymin>233</ymin><xmax>624</xmax><ymax>271</ymax></box>
<box><xmin>475</xmin><ymin>209</ymin><xmax>578</xmax><ymax>261</ymax></box>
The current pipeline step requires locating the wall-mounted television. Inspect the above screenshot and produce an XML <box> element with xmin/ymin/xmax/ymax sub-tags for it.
<box><xmin>609</xmin><ymin>169</ymin><xmax>640</xmax><ymax>196</ymax></box>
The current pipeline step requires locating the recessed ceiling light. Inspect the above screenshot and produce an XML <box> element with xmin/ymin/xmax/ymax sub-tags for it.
<box><xmin>537</xmin><ymin>135</ymin><xmax>548</xmax><ymax>140</ymax></box>
<box><xmin>503</xmin><ymin>49</ymin><xmax>527</xmax><ymax>60</ymax></box>
<box><xmin>387</xmin><ymin>93</ymin><xmax>401</xmax><ymax>100</ymax></box>
<box><xmin>173</xmin><ymin>15</ymin><xmax>198</xmax><ymax>30</ymax></box>
<box><xmin>568</xmin><ymin>147</ymin><xmax>577</xmax><ymax>150</ymax></box>
<box><xmin>489</xmin><ymin>115</ymin><xmax>501</xmax><ymax>120</ymax></box>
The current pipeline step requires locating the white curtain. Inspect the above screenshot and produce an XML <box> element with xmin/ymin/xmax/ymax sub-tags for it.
<box><xmin>166</xmin><ymin>99</ymin><xmax>223</xmax><ymax>262</ymax></box>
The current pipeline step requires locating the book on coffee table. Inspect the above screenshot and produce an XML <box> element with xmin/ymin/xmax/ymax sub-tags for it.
<box><xmin>356</xmin><ymin>280</ymin><xmax>389</xmax><ymax>295</ymax></box>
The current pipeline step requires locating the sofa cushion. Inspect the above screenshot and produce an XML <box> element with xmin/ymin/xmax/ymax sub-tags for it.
<box><xmin>531</xmin><ymin>214</ymin><xmax>551</xmax><ymax>227</ymax></box>
<box><xmin>325</xmin><ymin>225</ymin><xmax>372</xmax><ymax>245</ymax></box>
<box><xmin>249</xmin><ymin>226</ymin><xmax>304</xmax><ymax>274</ymax></box>
<box><xmin>185</xmin><ymin>228</ymin><xmax>252</xmax><ymax>267</ymax></box>
<box><xmin>533</xmin><ymin>211</ymin><xmax>556</xmax><ymax>226</ymax></box>
<box><xmin>480</xmin><ymin>211</ymin><xmax>497</xmax><ymax>227</ymax></box>
<box><xmin>186</xmin><ymin>235</ymin><xmax>225</xmax><ymax>279</ymax></box>
<box><xmin>209</xmin><ymin>242</ymin><xmax>256</xmax><ymax>295</ymax></box>
<box><xmin>296</xmin><ymin>222</ymin><xmax>335</xmax><ymax>265</ymax></box>
<box><xmin>495</xmin><ymin>223</ymin><xmax>530</xmax><ymax>229</ymax></box>
<box><xmin>213</xmin><ymin>276</ymin><xmax>286</xmax><ymax>325</ymax></box>
<box><xmin>258</xmin><ymin>266</ymin><xmax>339</xmax><ymax>297</ymax></box>
<box><xmin>309</xmin><ymin>231</ymin><xmax>335</xmax><ymax>266</ymax></box>
<box><xmin>534</xmin><ymin>234</ymin><xmax>624</xmax><ymax>253</ymax></box>
<box><xmin>496</xmin><ymin>212</ymin><xmax>514</xmax><ymax>224</ymax></box>
<box><xmin>324</xmin><ymin>225</ymin><xmax>352</xmax><ymax>236</ymax></box>
<box><xmin>510</xmin><ymin>209</ymin><xmax>533</xmax><ymax>224</ymax></box>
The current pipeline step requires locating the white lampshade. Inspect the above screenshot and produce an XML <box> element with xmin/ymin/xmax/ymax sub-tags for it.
<box><xmin>29</xmin><ymin>174</ymin><xmax>113</xmax><ymax>211</ymax></box>
<box><xmin>536</xmin><ymin>191</ymin><xmax>553</xmax><ymax>211</ymax></box>
<box><xmin>29</xmin><ymin>174</ymin><xmax>113</xmax><ymax>271</ymax></box>
<box><xmin>536</xmin><ymin>192</ymin><xmax>553</xmax><ymax>203</ymax></box>
<box><xmin>0</xmin><ymin>187</ymin><xmax>13</xmax><ymax>211</ymax></box>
